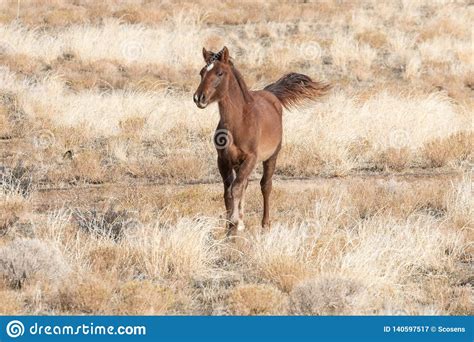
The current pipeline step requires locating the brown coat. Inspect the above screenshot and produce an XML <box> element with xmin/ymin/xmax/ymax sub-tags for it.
<box><xmin>194</xmin><ymin>47</ymin><xmax>330</xmax><ymax>234</ymax></box>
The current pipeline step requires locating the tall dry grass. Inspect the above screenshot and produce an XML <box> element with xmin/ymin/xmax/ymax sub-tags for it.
<box><xmin>0</xmin><ymin>0</ymin><xmax>472</xmax><ymax>315</ymax></box>
<box><xmin>0</xmin><ymin>175</ymin><xmax>472</xmax><ymax>314</ymax></box>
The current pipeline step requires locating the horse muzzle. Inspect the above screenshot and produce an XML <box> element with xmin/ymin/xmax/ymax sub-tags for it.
<box><xmin>193</xmin><ymin>92</ymin><xmax>208</xmax><ymax>109</ymax></box>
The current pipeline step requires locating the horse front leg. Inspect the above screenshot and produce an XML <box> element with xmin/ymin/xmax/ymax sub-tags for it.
<box><xmin>217</xmin><ymin>156</ymin><xmax>235</xmax><ymax>228</ymax></box>
<box><xmin>230</xmin><ymin>154</ymin><xmax>257</xmax><ymax>234</ymax></box>
<box><xmin>238</xmin><ymin>179</ymin><xmax>249</xmax><ymax>229</ymax></box>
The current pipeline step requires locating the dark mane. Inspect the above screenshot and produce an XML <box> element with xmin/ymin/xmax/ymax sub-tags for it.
<box><xmin>229</xmin><ymin>61</ymin><xmax>253</xmax><ymax>103</ymax></box>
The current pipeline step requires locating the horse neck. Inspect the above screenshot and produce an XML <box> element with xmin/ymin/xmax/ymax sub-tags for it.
<box><xmin>218</xmin><ymin>67</ymin><xmax>252</xmax><ymax>128</ymax></box>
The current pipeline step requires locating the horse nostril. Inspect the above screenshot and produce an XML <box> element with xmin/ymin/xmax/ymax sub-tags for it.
<box><xmin>193</xmin><ymin>93</ymin><xmax>199</xmax><ymax>103</ymax></box>
<box><xmin>200</xmin><ymin>94</ymin><xmax>206</xmax><ymax>102</ymax></box>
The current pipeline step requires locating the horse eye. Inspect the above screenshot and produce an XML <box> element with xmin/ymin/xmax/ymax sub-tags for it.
<box><xmin>217</xmin><ymin>71</ymin><xmax>224</xmax><ymax>77</ymax></box>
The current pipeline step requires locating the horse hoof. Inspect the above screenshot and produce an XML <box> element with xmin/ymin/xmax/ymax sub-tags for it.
<box><xmin>237</xmin><ymin>220</ymin><xmax>246</xmax><ymax>231</ymax></box>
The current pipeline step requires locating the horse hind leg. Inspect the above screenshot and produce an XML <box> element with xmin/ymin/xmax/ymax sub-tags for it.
<box><xmin>261</xmin><ymin>152</ymin><xmax>278</xmax><ymax>228</ymax></box>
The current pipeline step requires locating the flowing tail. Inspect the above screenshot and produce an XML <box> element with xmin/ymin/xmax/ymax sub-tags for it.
<box><xmin>264</xmin><ymin>73</ymin><xmax>331</xmax><ymax>109</ymax></box>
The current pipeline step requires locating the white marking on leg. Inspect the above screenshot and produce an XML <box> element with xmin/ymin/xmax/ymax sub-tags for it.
<box><xmin>239</xmin><ymin>196</ymin><xmax>245</xmax><ymax>217</ymax></box>
<box><xmin>237</xmin><ymin>220</ymin><xmax>245</xmax><ymax>231</ymax></box>
<box><xmin>231</xmin><ymin>196</ymin><xmax>240</xmax><ymax>224</ymax></box>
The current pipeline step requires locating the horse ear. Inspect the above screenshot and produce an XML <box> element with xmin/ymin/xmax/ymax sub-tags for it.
<box><xmin>202</xmin><ymin>47</ymin><xmax>213</xmax><ymax>63</ymax></box>
<box><xmin>219</xmin><ymin>46</ymin><xmax>229</xmax><ymax>63</ymax></box>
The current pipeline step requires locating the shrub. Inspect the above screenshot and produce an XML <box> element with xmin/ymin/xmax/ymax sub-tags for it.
<box><xmin>355</xmin><ymin>30</ymin><xmax>387</xmax><ymax>49</ymax></box>
<box><xmin>0</xmin><ymin>165</ymin><xmax>33</xmax><ymax>234</ymax></box>
<box><xmin>376</xmin><ymin>148</ymin><xmax>411</xmax><ymax>171</ymax></box>
<box><xmin>113</xmin><ymin>280</ymin><xmax>175</xmax><ymax>315</ymax></box>
<box><xmin>87</xmin><ymin>244</ymin><xmax>121</xmax><ymax>273</ymax></box>
<box><xmin>0</xmin><ymin>105</ymin><xmax>12</xmax><ymax>139</ymax></box>
<box><xmin>228</xmin><ymin>284</ymin><xmax>288</xmax><ymax>315</ymax></box>
<box><xmin>423</xmin><ymin>131</ymin><xmax>473</xmax><ymax>168</ymax></box>
<box><xmin>0</xmin><ymin>238</ymin><xmax>70</xmax><ymax>289</ymax></box>
<box><xmin>70</xmin><ymin>151</ymin><xmax>106</xmax><ymax>184</ymax></box>
<box><xmin>0</xmin><ymin>191</ymin><xmax>27</xmax><ymax>235</ymax></box>
<box><xmin>445</xmin><ymin>177</ymin><xmax>473</xmax><ymax>230</ymax></box>
<box><xmin>55</xmin><ymin>277</ymin><xmax>112</xmax><ymax>314</ymax></box>
<box><xmin>0</xmin><ymin>290</ymin><xmax>22</xmax><ymax>314</ymax></box>
<box><xmin>74</xmin><ymin>205</ymin><xmax>137</xmax><ymax>241</ymax></box>
<box><xmin>119</xmin><ymin>116</ymin><xmax>146</xmax><ymax>142</ymax></box>
<box><xmin>1</xmin><ymin>163</ymin><xmax>34</xmax><ymax>197</ymax></box>
<box><xmin>86</xmin><ymin>244</ymin><xmax>142</xmax><ymax>278</ymax></box>
<box><xmin>290</xmin><ymin>277</ymin><xmax>362</xmax><ymax>315</ymax></box>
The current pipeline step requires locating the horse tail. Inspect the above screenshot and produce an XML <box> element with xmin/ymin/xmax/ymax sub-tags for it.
<box><xmin>264</xmin><ymin>73</ymin><xmax>330</xmax><ymax>110</ymax></box>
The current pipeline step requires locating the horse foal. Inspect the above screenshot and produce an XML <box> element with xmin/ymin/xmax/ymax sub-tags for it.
<box><xmin>194</xmin><ymin>46</ymin><xmax>330</xmax><ymax>234</ymax></box>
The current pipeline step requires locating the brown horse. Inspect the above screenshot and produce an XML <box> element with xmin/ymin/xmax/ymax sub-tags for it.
<box><xmin>193</xmin><ymin>46</ymin><xmax>329</xmax><ymax>233</ymax></box>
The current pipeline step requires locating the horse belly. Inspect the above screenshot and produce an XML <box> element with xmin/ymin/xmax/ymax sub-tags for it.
<box><xmin>258</xmin><ymin>148</ymin><xmax>276</xmax><ymax>162</ymax></box>
<box><xmin>252</xmin><ymin>92</ymin><xmax>283</xmax><ymax>162</ymax></box>
<box><xmin>257</xmin><ymin>140</ymin><xmax>280</xmax><ymax>162</ymax></box>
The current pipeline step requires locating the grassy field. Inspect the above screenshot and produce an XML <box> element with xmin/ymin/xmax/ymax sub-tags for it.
<box><xmin>0</xmin><ymin>0</ymin><xmax>472</xmax><ymax>315</ymax></box>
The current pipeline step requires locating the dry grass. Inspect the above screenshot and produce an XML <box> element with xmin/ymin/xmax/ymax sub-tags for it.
<box><xmin>0</xmin><ymin>175</ymin><xmax>471</xmax><ymax>315</ymax></box>
<box><xmin>0</xmin><ymin>238</ymin><xmax>70</xmax><ymax>289</ymax></box>
<box><xmin>54</xmin><ymin>276</ymin><xmax>113</xmax><ymax>314</ymax></box>
<box><xmin>0</xmin><ymin>0</ymin><xmax>472</xmax><ymax>315</ymax></box>
<box><xmin>422</xmin><ymin>131</ymin><xmax>473</xmax><ymax>168</ymax></box>
<box><xmin>290</xmin><ymin>276</ymin><xmax>362</xmax><ymax>315</ymax></box>
<box><xmin>113</xmin><ymin>280</ymin><xmax>176</xmax><ymax>315</ymax></box>
<box><xmin>0</xmin><ymin>289</ymin><xmax>22</xmax><ymax>314</ymax></box>
<box><xmin>228</xmin><ymin>284</ymin><xmax>288</xmax><ymax>315</ymax></box>
<box><xmin>241</xmin><ymin>225</ymin><xmax>318</xmax><ymax>293</ymax></box>
<box><xmin>0</xmin><ymin>183</ymin><xmax>28</xmax><ymax>233</ymax></box>
<box><xmin>123</xmin><ymin>217</ymin><xmax>227</xmax><ymax>282</ymax></box>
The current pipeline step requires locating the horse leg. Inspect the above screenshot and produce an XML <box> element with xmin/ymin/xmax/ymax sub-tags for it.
<box><xmin>230</xmin><ymin>154</ymin><xmax>257</xmax><ymax>233</ymax></box>
<box><xmin>218</xmin><ymin>156</ymin><xmax>235</xmax><ymax>227</ymax></box>
<box><xmin>261</xmin><ymin>152</ymin><xmax>278</xmax><ymax>228</ymax></box>
<box><xmin>237</xmin><ymin>179</ymin><xmax>249</xmax><ymax>230</ymax></box>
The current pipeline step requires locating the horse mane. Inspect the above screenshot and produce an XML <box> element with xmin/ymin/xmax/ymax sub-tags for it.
<box><xmin>229</xmin><ymin>60</ymin><xmax>253</xmax><ymax>103</ymax></box>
